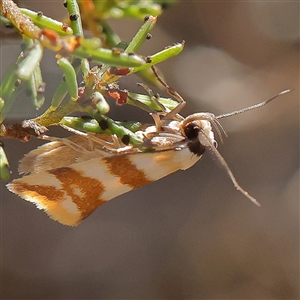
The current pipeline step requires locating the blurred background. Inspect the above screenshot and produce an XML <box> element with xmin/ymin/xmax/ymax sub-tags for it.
<box><xmin>1</xmin><ymin>1</ymin><xmax>299</xmax><ymax>299</ymax></box>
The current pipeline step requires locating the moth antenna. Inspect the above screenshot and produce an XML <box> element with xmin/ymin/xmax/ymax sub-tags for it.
<box><xmin>216</xmin><ymin>89</ymin><xmax>293</xmax><ymax>119</ymax></box>
<box><xmin>200</xmin><ymin>130</ymin><xmax>261</xmax><ymax>206</ymax></box>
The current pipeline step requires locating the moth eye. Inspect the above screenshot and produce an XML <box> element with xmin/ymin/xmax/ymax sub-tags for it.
<box><xmin>183</xmin><ymin>123</ymin><xmax>200</xmax><ymax>140</ymax></box>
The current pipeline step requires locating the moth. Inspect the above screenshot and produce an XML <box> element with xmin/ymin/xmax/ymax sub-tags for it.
<box><xmin>6</xmin><ymin>69</ymin><xmax>291</xmax><ymax>226</ymax></box>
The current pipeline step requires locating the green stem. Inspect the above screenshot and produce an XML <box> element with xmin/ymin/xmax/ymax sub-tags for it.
<box><xmin>65</xmin><ymin>0</ymin><xmax>84</xmax><ymax>37</ymax></box>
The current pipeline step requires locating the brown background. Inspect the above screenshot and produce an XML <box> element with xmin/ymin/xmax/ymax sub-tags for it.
<box><xmin>1</xmin><ymin>1</ymin><xmax>299</xmax><ymax>299</ymax></box>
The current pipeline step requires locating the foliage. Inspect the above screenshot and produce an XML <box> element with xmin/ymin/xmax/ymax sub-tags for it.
<box><xmin>0</xmin><ymin>0</ymin><xmax>180</xmax><ymax>179</ymax></box>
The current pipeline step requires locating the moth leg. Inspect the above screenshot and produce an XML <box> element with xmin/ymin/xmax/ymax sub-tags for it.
<box><xmin>40</xmin><ymin>134</ymin><xmax>91</xmax><ymax>153</ymax></box>
<box><xmin>126</xmin><ymin>91</ymin><xmax>158</xmax><ymax>114</ymax></box>
<box><xmin>149</xmin><ymin>112</ymin><xmax>163</xmax><ymax>131</ymax></box>
<box><xmin>136</xmin><ymin>82</ymin><xmax>167</xmax><ymax>114</ymax></box>
<box><xmin>151</xmin><ymin>66</ymin><xmax>185</xmax><ymax>121</ymax></box>
<box><xmin>85</xmin><ymin>134</ymin><xmax>133</xmax><ymax>154</ymax></box>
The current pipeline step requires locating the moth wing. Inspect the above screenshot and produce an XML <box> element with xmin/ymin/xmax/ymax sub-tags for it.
<box><xmin>18</xmin><ymin>135</ymin><xmax>110</xmax><ymax>175</ymax></box>
<box><xmin>7</xmin><ymin>147</ymin><xmax>201</xmax><ymax>226</ymax></box>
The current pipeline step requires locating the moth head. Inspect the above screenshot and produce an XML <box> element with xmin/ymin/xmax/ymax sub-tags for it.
<box><xmin>180</xmin><ymin>113</ymin><xmax>216</xmax><ymax>156</ymax></box>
